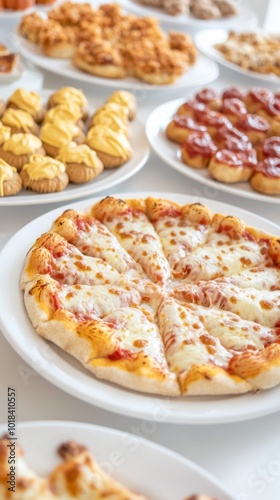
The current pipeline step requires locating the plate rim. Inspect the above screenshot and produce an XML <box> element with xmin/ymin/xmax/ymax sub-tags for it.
<box><xmin>1</xmin><ymin>191</ymin><xmax>280</xmax><ymax>425</ymax></box>
<box><xmin>0</xmin><ymin>419</ymin><xmax>234</xmax><ymax>499</ymax></box>
<box><xmin>194</xmin><ymin>28</ymin><xmax>280</xmax><ymax>84</ymax></box>
<box><xmin>118</xmin><ymin>0</ymin><xmax>257</xmax><ymax>28</ymax></box>
<box><xmin>0</xmin><ymin>89</ymin><xmax>150</xmax><ymax>206</ymax></box>
<box><xmin>13</xmin><ymin>33</ymin><xmax>220</xmax><ymax>91</ymax></box>
<box><xmin>146</xmin><ymin>96</ymin><xmax>280</xmax><ymax>204</ymax></box>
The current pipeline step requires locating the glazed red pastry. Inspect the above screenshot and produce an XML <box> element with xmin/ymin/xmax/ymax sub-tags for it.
<box><xmin>236</xmin><ymin>148</ymin><xmax>258</xmax><ymax>169</ymax></box>
<box><xmin>166</xmin><ymin>116</ymin><xmax>207</xmax><ymax>144</ymax></box>
<box><xmin>181</xmin><ymin>131</ymin><xmax>217</xmax><ymax>168</ymax></box>
<box><xmin>220</xmin><ymin>98</ymin><xmax>247</xmax><ymax>124</ymax></box>
<box><xmin>177</xmin><ymin>99</ymin><xmax>207</xmax><ymax>119</ymax></box>
<box><xmin>196</xmin><ymin>110</ymin><xmax>231</xmax><ymax>136</ymax></box>
<box><xmin>244</xmin><ymin>88</ymin><xmax>274</xmax><ymax>113</ymax></box>
<box><xmin>208</xmin><ymin>149</ymin><xmax>254</xmax><ymax>183</ymax></box>
<box><xmin>257</xmin><ymin>136</ymin><xmax>280</xmax><ymax>161</ymax></box>
<box><xmin>194</xmin><ymin>88</ymin><xmax>221</xmax><ymax>111</ymax></box>
<box><xmin>258</xmin><ymin>98</ymin><xmax>280</xmax><ymax>124</ymax></box>
<box><xmin>235</xmin><ymin>113</ymin><xmax>270</xmax><ymax>145</ymax></box>
<box><xmin>213</xmin><ymin>125</ymin><xmax>250</xmax><ymax>149</ymax></box>
<box><xmin>251</xmin><ymin>158</ymin><xmax>280</xmax><ymax>194</ymax></box>
<box><xmin>222</xmin><ymin>86</ymin><xmax>246</xmax><ymax>102</ymax></box>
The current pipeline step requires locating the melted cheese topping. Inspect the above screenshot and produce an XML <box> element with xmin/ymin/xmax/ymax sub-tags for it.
<box><xmin>51</xmin><ymin>87</ymin><xmax>87</xmax><ymax>109</ymax></box>
<box><xmin>56</xmin><ymin>143</ymin><xmax>102</xmax><ymax>167</ymax></box>
<box><xmin>100</xmin><ymin>208</ymin><xmax>170</xmax><ymax>286</ymax></box>
<box><xmin>41</xmin><ymin>122</ymin><xmax>80</xmax><ymax>148</ymax></box>
<box><xmin>2</xmin><ymin>108</ymin><xmax>35</xmax><ymax>131</ymax></box>
<box><xmin>44</xmin><ymin>102</ymin><xmax>83</xmax><ymax>124</ymax></box>
<box><xmin>0</xmin><ymin>122</ymin><xmax>11</xmax><ymax>145</ymax></box>
<box><xmin>175</xmin><ymin>232</ymin><xmax>267</xmax><ymax>282</ymax></box>
<box><xmin>87</xmin><ymin>125</ymin><xmax>131</xmax><ymax>158</ymax></box>
<box><xmin>217</xmin><ymin>267</ymin><xmax>280</xmax><ymax>290</ymax></box>
<box><xmin>0</xmin><ymin>159</ymin><xmax>16</xmax><ymax>196</ymax></box>
<box><xmin>22</xmin><ymin>154</ymin><xmax>65</xmax><ymax>180</ymax></box>
<box><xmin>157</xmin><ymin>298</ymin><xmax>231</xmax><ymax>373</ymax></box>
<box><xmin>91</xmin><ymin>110</ymin><xmax>129</xmax><ymax>135</ymax></box>
<box><xmin>3</xmin><ymin>133</ymin><xmax>42</xmax><ymax>154</ymax></box>
<box><xmin>8</xmin><ymin>88</ymin><xmax>42</xmax><ymax>115</ymax></box>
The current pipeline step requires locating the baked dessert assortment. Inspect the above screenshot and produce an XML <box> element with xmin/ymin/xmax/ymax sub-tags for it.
<box><xmin>165</xmin><ymin>86</ymin><xmax>280</xmax><ymax>195</ymax></box>
<box><xmin>0</xmin><ymin>86</ymin><xmax>136</xmax><ymax>197</ymax></box>
<box><xmin>21</xmin><ymin>195</ymin><xmax>280</xmax><ymax>397</ymax></box>
<box><xmin>215</xmin><ymin>31</ymin><xmax>280</xmax><ymax>77</ymax></box>
<box><xmin>139</xmin><ymin>0</ymin><xmax>237</xmax><ymax>19</ymax></box>
<box><xmin>18</xmin><ymin>2</ymin><xmax>197</xmax><ymax>85</ymax></box>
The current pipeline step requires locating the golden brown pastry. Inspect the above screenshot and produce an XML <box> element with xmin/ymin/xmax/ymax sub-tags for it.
<box><xmin>195</xmin><ymin>88</ymin><xmax>222</xmax><ymax>111</ymax></box>
<box><xmin>39</xmin><ymin>24</ymin><xmax>77</xmax><ymax>59</ymax></box>
<box><xmin>56</xmin><ymin>142</ymin><xmax>104</xmax><ymax>183</ymax></box>
<box><xmin>106</xmin><ymin>90</ymin><xmax>137</xmax><ymax>120</ymax></box>
<box><xmin>1</xmin><ymin>108</ymin><xmax>40</xmax><ymax>135</ymax></box>
<box><xmin>40</xmin><ymin>121</ymin><xmax>85</xmax><ymax>157</ymax></box>
<box><xmin>20</xmin><ymin>154</ymin><xmax>69</xmax><ymax>193</ymax></box>
<box><xmin>208</xmin><ymin>149</ymin><xmax>254</xmax><ymax>183</ymax></box>
<box><xmin>235</xmin><ymin>114</ymin><xmax>270</xmax><ymax>146</ymax></box>
<box><xmin>220</xmin><ymin>98</ymin><xmax>247</xmax><ymax>125</ymax></box>
<box><xmin>18</xmin><ymin>12</ymin><xmax>48</xmax><ymax>43</ymax></box>
<box><xmin>181</xmin><ymin>131</ymin><xmax>217</xmax><ymax>168</ymax></box>
<box><xmin>7</xmin><ymin>89</ymin><xmax>45</xmax><ymax>123</ymax></box>
<box><xmin>73</xmin><ymin>40</ymin><xmax>127</xmax><ymax>79</ymax></box>
<box><xmin>251</xmin><ymin>158</ymin><xmax>280</xmax><ymax>195</ymax></box>
<box><xmin>87</xmin><ymin>125</ymin><xmax>132</xmax><ymax>168</ymax></box>
<box><xmin>0</xmin><ymin>158</ymin><xmax>22</xmax><ymax>197</ymax></box>
<box><xmin>166</xmin><ymin>116</ymin><xmax>207</xmax><ymax>144</ymax></box>
<box><xmin>0</xmin><ymin>133</ymin><xmax>45</xmax><ymax>171</ymax></box>
<box><xmin>47</xmin><ymin>87</ymin><xmax>88</xmax><ymax>121</ymax></box>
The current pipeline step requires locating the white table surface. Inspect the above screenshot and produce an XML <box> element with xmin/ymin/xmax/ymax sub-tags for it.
<box><xmin>1</xmin><ymin>5</ymin><xmax>280</xmax><ymax>499</ymax></box>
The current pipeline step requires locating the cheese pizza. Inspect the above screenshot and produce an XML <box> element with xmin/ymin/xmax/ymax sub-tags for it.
<box><xmin>20</xmin><ymin>196</ymin><xmax>280</xmax><ymax>396</ymax></box>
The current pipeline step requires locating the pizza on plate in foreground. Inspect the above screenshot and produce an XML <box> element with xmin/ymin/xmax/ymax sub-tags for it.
<box><xmin>20</xmin><ymin>196</ymin><xmax>280</xmax><ymax>397</ymax></box>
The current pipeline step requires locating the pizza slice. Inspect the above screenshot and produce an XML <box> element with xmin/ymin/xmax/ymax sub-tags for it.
<box><xmin>20</xmin><ymin>231</ymin><xmax>120</xmax><ymax>290</ymax></box>
<box><xmin>173</xmin><ymin>280</ymin><xmax>280</xmax><ymax>327</ymax></box>
<box><xmin>173</xmin><ymin>214</ymin><xmax>273</xmax><ymax>282</ymax></box>
<box><xmin>51</xmin><ymin>209</ymin><xmax>136</xmax><ymax>273</ymax></box>
<box><xmin>215</xmin><ymin>266</ymin><xmax>280</xmax><ymax>290</ymax></box>
<box><xmin>91</xmin><ymin>197</ymin><xmax>171</xmax><ymax>286</ymax></box>
<box><xmin>24</xmin><ymin>275</ymin><xmax>142</xmax><ymax>328</ymax></box>
<box><xmin>156</xmin><ymin>296</ymin><xmax>250</xmax><ymax>395</ymax></box>
<box><xmin>145</xmin><ymin>197</ymin><xmax>212</xmax><ymax>269</ymax></box>
<box><xmin>0</xmin><ymin>435</ymin><xmax>56</xmax><ymax>500</ymax></box>
<box><xmin>48</xmin><ymin>441</ymin><xmax>147</xmax><ymax>500</ymax></box>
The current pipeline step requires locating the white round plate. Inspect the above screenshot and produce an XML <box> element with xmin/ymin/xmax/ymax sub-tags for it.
<box><xmin>195</xmin><ymin>28</ymin><xmax>280</xmax><ymax>84</ymax></box>
<box><xmin>0</xmin><ymin>421</ymin><xmax>233</xmax><ymax>499</ymax></box>
<box><xmin>13</xmin><ymin>34</ymin><xmax>219</xmax><ymax>91</ymax></box>
<box><xmin>146</xmin><ymin>98</ymin><xmax>280</xmax><ymax>204</ymax></box>
<box><xmin>0</xmin><ymin>58</ymin><xmax>25</xmax><ymax>85</ymax></box>
<box><xmin>0</xmin><ymin>89</ymin><xmax>150</xmax><ymax>206</ymax></box>
<box><xmin>119</xmin><ymin>0</ymin><xmax>257</xmax><ymax>29</ymax></box>
<box><xmin>1</xmin><ymin>191</ymin><xmax>280</xmax><ymax>424</ymax></box>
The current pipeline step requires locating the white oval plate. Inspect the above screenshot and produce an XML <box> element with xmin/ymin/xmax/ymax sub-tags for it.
<box><xmin>146</xmin><ymin>97</ymin><xmax>280</xmax><ymax>204</ymax></box>
<box><xmin>1</xmin><ymin>191</ymin><xmax>280</xmax><ymax>424</ymax></box>
<box><xmin>118</xmin><ymin>0</ymin><xmax>257</xmax><ymax>29</ymax></box>
<box><xmin>0</xmin><ymin>89</ymin><xmax>150</xmax><ymax>206</ymax></box>
<box><xmin>195</xmin><ymin>28</ymin><xmax>280</xmax><ymax>84</ymax></box>
<box><xmin>13</xmin><ymin>34</ymin><xmax>219</xmax><ymax>91</ymax></box>
<box><xmin>0</xmin><ymin>421</ymin><xmax>233</xmax><ymax>499</ymax></box>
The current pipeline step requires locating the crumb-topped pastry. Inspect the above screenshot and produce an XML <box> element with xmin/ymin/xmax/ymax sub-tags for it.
<box><xmin>73</xmin><ymin>40</ymin><xmax>126</xmax><ymax>79</ymax></box>
<box><xmin>0</xmin><ymin>133</ymin><xmax>45</xmax><ymax>171</ymax></box>
<box><xmin>87</xmin><ymin>125</ymin><xmax>132</xmax><ymax>168</ymax></box>
<box><xmin>39</xmin><ymin>24</ymin><xmax>77</xmax><ymax>59</ymax></box>
<box><xmin>1</xmin><ymin>108</ymin><xmax>40</xmax><ymax>136</ymax></box>
<box><xmin>106</xmin><ymin>91</ymin><xmax>137</xmax><ymax>120</ymax></box>
<box><xmin>20</xmin><ymin>154</ymin><xmax>69</xmax><ymax>193</ymax></box>
<box><xmin>0</xmin><ymin>158</ymin><xmax>22</xmax><ymax>197</ymax></box>
<box><xmin>7</xmin><ymin>89</ymin><xmax>45</xmax><ymax>123</ymax></box>
<box><xmin>56</xmin><ymin>142</ymin><xmax>104</xmax><ymax>183</ymax></box>
<box><xmin>47</xmin><ymin>87</ymin><xmax>88</xmax><ymax>121</ymax></box>
<box><xmin>40</xmin><ymin>121</ymin><xmax>85</xmax><ymax>157</ymax></box>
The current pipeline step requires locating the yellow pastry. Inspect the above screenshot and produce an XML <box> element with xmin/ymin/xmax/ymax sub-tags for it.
<box><xmin>86</xmin><ymin>125</ymin><xmax>132</xmax><ymax>168</ymax></box>
<box><xmin>7</xmin><ymin>89</ymin><xmax>44</xmax><ymax>123</ymax></box>
<box><xmin>0</xmin><ymin>133</ymin><xmax>45</xmax><ymax>171</ymax></box>
<box><xmin>47</xmin><ymin>87</ymin><xmax>88</xmax><ymax>120</ymax></box>
<box><xmin>43</xmin><ymin>102</ymin><xmax>85</xmax><ymax>130</ymax></box>
<box><xmin>89</xmin><ymin>109</ymin><xmax>129</xmax><ymax>135</ymax></box>
<box><xmin>106</xmin><ymin>90</ymin><xmax>137</xmax><ymax>120</ymax></box>
<box><xmin>0</xmin><ymin>122</ymin><xmax>11</xmax><ymax>146</ymax></box>
<box><xmin>40</xmin><ymin>121</ymin><xmax>85</xmax><ymax>157</ymax></box>
<box><xmin>1</xmin><ymin>108</ymin><xmax>40</xmax><ymax>136</ymax></box>
<box><xmin>0</xmin><ymin>158</ymin><xmax>22</xmax><ymax>197</ymax></box>
<box><xmin>20</xmin><ymin>154</ymin><xmax>69</xmax><ymax>193</ymax></box>
<box><xmin>91</xmin><ymin>102</ymin><xmax>129</xmax><ymax>124</ymax></box>
<box><xmin>56</xmin><ymin>142</ymin><xmax>104</xmax><ymax>183</ymax></box>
